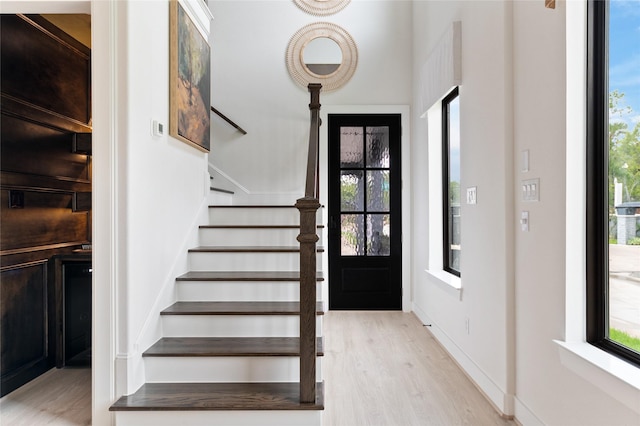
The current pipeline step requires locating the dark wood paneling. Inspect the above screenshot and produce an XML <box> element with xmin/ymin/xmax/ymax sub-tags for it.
<box><xmin>1</xmin><ymin>171</ymin><xmax>91</xmax><ymax>194</ymax></box>
<box><xmin>1</xmin><ymin>114</ymin><xmax>91</xmax><ymax>181</ymax></box>
<box><xmin>0</xmin><ymin>14</ymin><xmax>91</xmax><ymax>127</ymax></box>
<box><xmin>0</xmin><ymin>261</ymin><xmax>53</xmax><ymax>397</ymax></box>
<box><xmin>0</xmin><ymin>13</ymin><xmax>92</xmax><ymax>395</ymax></box>
<box><xmin>0</xmin><ymin>190</ymin><xmax>89</xmax><ymax>253</ymax></box>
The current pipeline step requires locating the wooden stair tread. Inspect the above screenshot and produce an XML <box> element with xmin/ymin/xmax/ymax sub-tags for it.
<box><xmin>144</xmin><ymin>337</ymin><xmax>324</xmax><ymax>357</ymax></box>
<box><xmin>210</xmin><ymin>187</ymin><xmax>234</xmax><ymax>194</ymax></box>
<box><xmin>161</xmin><ymin>301</ymin><xmax>324</xmax><ymax>315</ymax></box>
<box><xmin>209</xmin><ymin>205</ymin><xmax>295</xmax><ymax>209</ymax></box>
<box><xmin>176</xmin><ymin>271</ymin><xmax>324</xmax><ymax>281</ymax></box>
<box><xmin>110</xmin><ymin>382</ymin><xmax>324</xmax><ymax>411</ymax></box>
<box><xmin>200</xmin><ymin>225</ymin><xmax>324</xmax><ymax>229</ymax></box>
<box><xmin>188</xmin><ymin>246</ymin><xmax>325</xmax><ymax>253</ymax></box>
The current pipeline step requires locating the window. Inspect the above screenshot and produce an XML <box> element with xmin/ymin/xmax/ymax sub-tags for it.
<box><xmin>442</xmin><ymin>87</ymin><xmax>461</xmax><ymax>276</ymax></box>
<box><xmin>586</xmin><ymin>0</ymin><xmax>640</xmax><ymax>367</ymax></box>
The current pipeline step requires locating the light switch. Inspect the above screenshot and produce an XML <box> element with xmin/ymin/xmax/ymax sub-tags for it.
<box><xmin>466</xmin><ymin>187</ymin><xmax>477</xmax><ymax>205</ymax></box>
<box><xmin>152</xmin><ymin>119</ymin><xmax>164</xmax><ymax>136</ymax></box>
<box><xmin>521</xmin><ymin>211</ymin><xmax>529</xmax><ymax>232</ymax></box>
<box><xmin>522</xmin><ymin>178</ymin><xmax>540</xmax><ymax>202</ymax></box>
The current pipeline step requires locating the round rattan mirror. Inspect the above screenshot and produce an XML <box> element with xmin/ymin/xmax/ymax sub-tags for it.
<box><xmin>293</xmin><ymin>0</ymin><xmax>350</xmax><ymax>16</ymax></box>
<box><xmin>286</xmin><ymin>22</ymin><xmax>357</xmax><ymax>92</ymax></box>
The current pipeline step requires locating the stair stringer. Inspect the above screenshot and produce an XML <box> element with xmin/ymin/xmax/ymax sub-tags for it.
<box><xmin>116</xmin><ymin>196</ymin><xmax>211</xmax><ymax>397</ymax></box>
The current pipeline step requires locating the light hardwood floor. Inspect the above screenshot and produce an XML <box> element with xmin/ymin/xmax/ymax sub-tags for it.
<box><xmin>323</xmin><ymin>311</ymin><xmax>515</xmax><ymax>426</ymax></box>
<box><xmin>0</xmin><ymin>312</ymin><xmax>515</xmax><ymax>425</ymax></box>
<box><xmin>0</xmin><ymin>367</ymin><xmax>91</xmax><ymax>426</ymax></box>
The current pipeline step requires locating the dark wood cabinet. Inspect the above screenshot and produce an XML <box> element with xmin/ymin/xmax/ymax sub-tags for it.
<box><xmin>51</xmin><ymin>254</ymin><xmax>92</xmax><ymax>368</ymax></box>
<box><xmin>0</xmin><ymin>261</ymin><xmax>54</xmax><ymax>397</ymax></box>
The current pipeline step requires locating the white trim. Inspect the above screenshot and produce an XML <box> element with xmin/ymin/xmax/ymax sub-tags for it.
<box><xmin>209</xmin><ymin>164</ymin><xmax>261</xmax><ymax>195</ymax></box>
<box><xmin>513</xmin><ymin>397</ymin><xmax>545</xmax><ymax>426</ymax></box>
<box><xmin>319</xmin><ymin>105</ymin><xmax>412</xmax><ymax>312</ymax></box>
<box><xmin>133</xmin><ymin>196</ymin><xmax>209</xmax><ymax>349</ymax></box>
<box><xmin>555</xmin><ymin>341</ymin><xmax>640</xmax><ymax>414</ymax></box>
<box><xmin>178</xmin><ymin>0</ymin><xmax>213</xmax><ymax>41</ymax></box>
<box><xmin>91</xmin><ymin>0</ymin><xmax>117</xmax><ymax>424</ymax></box>
<box><xmin>424</xmin><ymin>269</ymin><xmax>462</xmax><ymax>299</ymax></box>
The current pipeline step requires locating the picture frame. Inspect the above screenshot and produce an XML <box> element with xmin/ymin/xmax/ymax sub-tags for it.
<box><xmin>169</xmin><ymin>0</ymin><xmax>211</xmax><ymax>152</ymax></box>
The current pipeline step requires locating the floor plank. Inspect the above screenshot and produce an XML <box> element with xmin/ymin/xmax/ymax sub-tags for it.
<box><xmin>0</xmin><ymin>367</ymin><xmax>91</xmax><ymax>426</ymax></box>
<box><xmin>323</xmin><ymin>311</ymin><xmax>516</xmax><ymax>426</ymax></box>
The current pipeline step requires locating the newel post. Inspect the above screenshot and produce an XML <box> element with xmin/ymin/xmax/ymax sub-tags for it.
<box><xmin>296</xmin><ymin>197</ymin><xmax>320</xmax><ymax>403</ymax></box>
<box><xmin>298</xmin><ymin>82</ymin><xmax>321</xmax><ymax>404</ymax></box>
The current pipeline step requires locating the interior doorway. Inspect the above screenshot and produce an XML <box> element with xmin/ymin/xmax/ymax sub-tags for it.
<box><xmin>327</xmin><ymin>114</ymin><xmax>403</xmax><ymax>310</ymax></box>
<box><xmin>0</xmin><ymin>10</ymin><xmax>93</xmax><ymax>423</ymax></box>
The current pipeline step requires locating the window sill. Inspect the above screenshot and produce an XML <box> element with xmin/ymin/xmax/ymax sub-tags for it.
<box><xmin>425</xmin><ymin>269</ymin><xmax>462</xmax><ymax>299</ymax></box>
<box><xmin>554</xmin><ymin>340</ymin><xmax>640</xmax><ymax>414</ymax></box>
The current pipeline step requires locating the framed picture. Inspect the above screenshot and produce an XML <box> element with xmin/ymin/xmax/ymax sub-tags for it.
<box><xmin>169</xmin><ymin>0</ymin><xmax>211</xmax><ymax>152</ymax></box>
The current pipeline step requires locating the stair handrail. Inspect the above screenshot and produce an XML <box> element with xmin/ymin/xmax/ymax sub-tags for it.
<box><xmin>296</xmin><ymin>83</ymin><xmax>322</xmax><ymax>404</ymax></box>
<box><xmin>210</xmin><ymin>106</ymin><xmax>248</xmax><ymax>135</ymax></box>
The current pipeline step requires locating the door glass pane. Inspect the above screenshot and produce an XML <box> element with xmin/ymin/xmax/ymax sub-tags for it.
<box><xmin>366</xmin><ymin>170</ymin><xmax>390</xmax><ymax>212</ymax></box>
<box><xmin>341</xmin><ymin>214</ymin><xmax>364</xmax><ymax>256</ymax></box>
<box><xmin>608</xmin><ymin>2</ymin><xmax>640</xmax><ymax>352</ymax></box>
<box><xmin>366</xmin><ymin>126</ymin><xmax>390</xmax><ymax>168</ymax></box>
<box><xmin>367</xmin><ymin>214</ymin><xmax>390</xmax><ymax>256</ymax></box>
<box><xmin>340</xmin><ymin>126</ymin><xmax>364</xmax><ymax>168</ymax></box>
<box><xmin>341</xmin><ymin>171</ymin><xmax>364</xmax><ymax>211</ymax></box>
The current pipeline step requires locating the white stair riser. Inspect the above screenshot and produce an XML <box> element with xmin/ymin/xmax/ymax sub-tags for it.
<box><xmin>199</xmin><ymin>228</ymin><xmax>323</xmax><ymax>246</ymax></box>
<box><xmin>115</xmin><ymin>411</ymin><xmax>322</xmax><ymax>426</ymax></box>
<box><xmin>209</xmin><ymin>208</ymin><xmax>301</xmax><ymax>226</ymax></box>
<box><xmin>177</xmin><ymin>281</ymin><xmax>323</xmax><ymax>302</ymax></box>
<box><xmin>209</xmin><ymin>191</ymin><xmax>233</xmax><ymax>205</ymax></box>
<box><xmin>144</xmin><ymin>357</ymin><xmax>323</xmax><ymax>383</ymax></box>
<box><xmin>188</xmin><ymin>252</ymin><xmax>322</xmax><ymax>272</ymax></box>
<box><xmin>162</xmin><ymin>315</ymin><xmax>323</xmax><ymax>337</ymax></box>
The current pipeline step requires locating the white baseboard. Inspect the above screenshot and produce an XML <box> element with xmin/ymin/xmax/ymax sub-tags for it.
<box><xmin>412</xmin><ymin>304</ymin><xmax>513</xmax><ymax>417</ymax></box>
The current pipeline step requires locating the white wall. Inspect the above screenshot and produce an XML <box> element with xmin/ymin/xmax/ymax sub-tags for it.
<box><xmin>411</xmin><ymin>0</ymin><xmax>514</xmax><ymax>414</ymax></box>
<box><xmin>412</xmin><ymin>1</ymin><xmax>640</xmax><ymax>424</ymax></box>
<box><xmin>209</xmin><ymin>0</ymin><xmax>412</xmax><ymax>203</ymax></box>
<box><xmin>512</xmin><ymin>1</ymin><xmax>639</xmax><ymax>424</ymax></box>
<box><xmin>114</xmin><ymin>0</ymin><xmax>212</xmax><ymax>395</ymax></box>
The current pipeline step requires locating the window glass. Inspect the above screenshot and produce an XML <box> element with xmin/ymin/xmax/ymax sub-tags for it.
<box><xmin>339</xmin><ymin>126</ymin><xmax>392</xmax><ymax>257</ymax></box>
<box><xmin>607</xmin><ymin>0</ymin><xmax>640</xmax><ymax>354</ymax></box>
<box><xmin>587</xmin><ymin>0</ymin><xmax>640</xmax><ymax>367</ymax></box>
<box><xmin>443</xmin><ymin>88</ymin><xmax>461</xmax><ymax>276</ymax></box>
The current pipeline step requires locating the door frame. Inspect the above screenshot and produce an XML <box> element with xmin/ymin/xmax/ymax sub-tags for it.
<box><xmin>319</xmin><ymin>105</ymin><xmax>411</xmax><ymax>312</ymax></box>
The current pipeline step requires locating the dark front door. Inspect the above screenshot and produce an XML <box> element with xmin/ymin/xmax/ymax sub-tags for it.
<box><xmin>328</xmin><ymin>114</ymin><xmax>402</xmax><ymax>310</ymax></box>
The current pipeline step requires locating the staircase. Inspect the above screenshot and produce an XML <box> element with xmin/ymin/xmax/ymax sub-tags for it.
<box><xmin>110</xmin><ymin>204</ymin><xmax>325</xmax><ymax>426</ymax></box>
